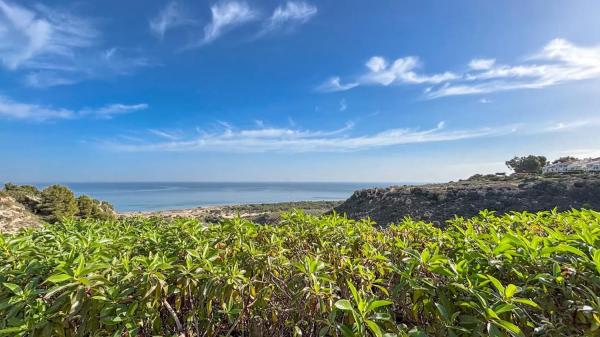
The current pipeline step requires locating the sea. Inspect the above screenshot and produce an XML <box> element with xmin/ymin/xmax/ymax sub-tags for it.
<box><xmin>28</xmin><ymin>182</ymin><xmax>395</xmax><ymax>212</ymax></box>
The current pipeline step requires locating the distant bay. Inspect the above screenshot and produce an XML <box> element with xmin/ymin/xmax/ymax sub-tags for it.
<box><xmin>28</xmin><ymin>182</ymin><xmax>401</xmax><ymax>212</ymax></box>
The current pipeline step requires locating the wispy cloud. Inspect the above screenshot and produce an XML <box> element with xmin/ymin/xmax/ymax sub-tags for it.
<box><xmin>148</xmin><ymin>129</ymin><xmax>183</xmax><ymax>140</ymax></box>
<box><xmin>0</xmin><ymin>0</ymin><xmax>96</xmax><ymax>70</ymax></box>
<box><xmin>80</xmin><ymin>103</ymin><xmax>148</xmax><ymax>119</ymax></box>
<box><xmin>261</xmin><ymin>1</ymin><xmax>317</xmax><ymax>34</ymax></box>
<box><xmin>201</xmin><ymin>1</ymin><xmax>258</xmax><ymax>45</ymax></box>
<box><xmin>0</xmin><ymin>96</ymin><xmax>148</xmax><ymax>121</ymax></box>
<box><xmin>320</xmin><ymin>38</ymin><xmax>600</xmax><ymax>98</ymax></box>
<box><xmin>149</xmin><ymin>2</ymin><xmax>196</xmax><ymax>40</ymax></box>
<box><xmin>316</xmin><ymin>76</ymin><xmax>359</xmax><ymax>92</ymax></box>
<box><xmin>468</xmin><ymin>58</ymin><xmax>496</xmax><ymax>70</ymax></box>
<box><xmin>101</xmin><ymin>120</ymin><xmax>514</xmax><ymax>153</ymax></box>
<box><xmin>317</xmin><ymin>56</ymin><xmax>457</xmax><ymax>92</ymax></box>
<box><xmin>0</xmin><ymin>0</ymin><xmax>151</xmax><ymax>87</ymax></box>
<box><xmin>0</xmin><ymin>96</ymin><xmax>74</xmax><ymax>120</ymax></box>
<box><xmin>339</xmin><ymin>98</ymin><xmax>347</xmax><ymax>111</ymax></box>
<box><xmin>536</xmin><ymin>117</ymin><xmax>600</xmax><ymax>134</ymax></box>
<box><xmin>361</xmin><ymin>56</ymin><xmax>459</xmax><ymax>86</ymax></box>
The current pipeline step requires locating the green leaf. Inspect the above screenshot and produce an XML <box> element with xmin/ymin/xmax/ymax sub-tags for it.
<box><xmin>0</xmin><ymin>326</ymin><xmax>26</xmax><ymax>336</ymax></box>
<box><xmin>366</xmin><ymin>300</ymin><xmax>393</xmax><ymax>313</ymax></box>
<box><xmin>487</xmin><ymin>322</ymin><xmax>502</xmax><ymax>337</ymax></box>
<box><xmin>492</xmin><ymin>320</ymin><xmax>525</xmax><ymax>337</ymax></box>
<box><xmin>513</xmin><ymin>298</ymin><xmax>540</xmax><ymax>309</ymax></box>
<box><xmin>486</xmin><ymin>275</ymin><xmax>505</xmax><ymax>296</ymax></box>
<box><xmin>366</xmin><ymin>319</ymin><xmax>383</xmax><ymax>337</ymax></box>
<box><xmin>435</xmin><ymin>302</ymin><xmax>450</xmax><ymax>321</ymax></box>
<box><xmin>335</xmin><ymin>299</ymin><xmax>354</xmax><ymax>311</ymax></box>
<box><xmin>504</xmin><ymin>284</ymin><xmax>518</xmax><ymax>299</ymax></box>
<box><xmin>347</xmin><ymin>281</ymin><xmax>360</xmax><ymax>302</ymax></box>
<box><xmin>337</xmin><ymin>324</ymin><xmax>355</xmax><ymax>337</ymax></box>
<box><xmin>46</xmin><ymin>273</ymin><xmax>72</xmax><ymax>283</ymax></box>
<box><xmin>2</xmin><ymin>283</ymin><xmax>23</xmax><ymax>296</ymax></box>
<box><xmin>486</xmin><ymin>308</ymin><xmax>500</xmax><ymax>320</ymax></box>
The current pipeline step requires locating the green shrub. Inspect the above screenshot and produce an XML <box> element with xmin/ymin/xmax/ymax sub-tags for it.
<box><xmin>0</xmin><ymin>210</ymin><xmax>599</xmax><ymax>336</ymax></box>
<box><xmin>76</xmin><ymin>195</ymin><xmax>96</xmax><ymax>218</ymax></box>
<box><xmin>506</xmin><ymin>155</ymin><xmax>548</xmax><ymax>174</ymax></box>
<box><xmin>37</xmin><ymin>184</ymin><xmax>78</xmax><ymax>223</ymax></box>
<box><xmin>2</xmin><ymin>183</ymin><xmax>41</xmax><ymax>211</ymax></box>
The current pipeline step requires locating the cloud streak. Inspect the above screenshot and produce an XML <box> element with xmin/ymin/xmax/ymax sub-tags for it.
<box><xmin>261</xmin><ymin>1</ymin><xmax>317</xmax><ymax>34</ymax></box>
<box><xmin>101</xmin><ymin>121</ymin><xmax>514</xmax><ymax>153</ymax></box>
<box><xmin>149</xmin><ymin>2</ymin><xmax>196</xmax><ymax>40</ymax></box>
<box><xmin>0</xmin><ymin>96</ymin><xmax>148</xmax><ymax>121</ymax></box>
<box><xmin>201</xmin><ymin>1</ymin><xmax>258</xmax><ymax>44</ymax></box>
<box><xmin>319</xmin><ymin>38</ymin><xmax>600</xmax><ymax>98</ymax></box>
<box><xmin>0</xmin><ymin>0</ymin><xmax>152</xmax><ymax>87</ymax></box>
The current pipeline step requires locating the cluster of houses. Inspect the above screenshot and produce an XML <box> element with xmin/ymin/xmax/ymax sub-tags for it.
<box><xmin>542</xmin><ymin>158</ymin><xmax>600</xmax><ymax>174</ymax></box>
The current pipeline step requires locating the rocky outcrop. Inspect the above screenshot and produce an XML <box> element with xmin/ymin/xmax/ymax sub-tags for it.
<box><xmin>0</xmin><ymin>193</ymin><xmax>41</xmax><ymax>233</ymax></box>
<box><xmin>334</xmin><ymin>173</ymin><xmax>600</xmax><ymax>226</ymax></box>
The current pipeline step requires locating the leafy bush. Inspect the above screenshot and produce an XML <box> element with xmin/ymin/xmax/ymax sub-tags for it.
<box><xmin>2</xmin><ymin>183</ymin><xmax>41</xmax><ymax>210</ymax></box>
<box><xmin>1</xmin><ymin>210</ymin><xmax>599</xmax><ymax>336</ymax></box>
<box><xmin>37</xmin><ymin>185</ymin><xmax>78</xmax><ymax>223</ymax></box>
<box><xmin>77</xmin><ymin>195</ymin><xmax>115</xmax><ymax>221</ymax></box>
<box><xmin>505</xmin><ymin>156</ymin><xmax>548</xmax><ymax>174</ymax></box>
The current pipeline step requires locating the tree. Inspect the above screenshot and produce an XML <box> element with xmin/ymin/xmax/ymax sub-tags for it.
<box><xmin>552</xmin><ymin>156</ymin><xmax>578</xmax><ymax>164</ymax></box>
<box><xmin>38</xmin><ymin>185</ymin><xmax>78</xmax><ymax>223</ymax></box>
<box><xmin>505</xmin><ymin>155</ymin><xmax>548</xmax><ymax>174</ymax></box>
<box><xmin>77</xmin><ymin>195</ymin><xmax>96</xmax><ymax>219</ymax></box>
<box><xmin>77</xmin><ymin>195</ymin><xmax>116</xmax><ymax>220</ymax></box>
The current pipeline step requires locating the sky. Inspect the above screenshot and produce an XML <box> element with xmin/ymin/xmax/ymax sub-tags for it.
<box><xmin>1</xmin><ymin>0</ymin><xmax>600</xmax><ymax>183</ymax></box>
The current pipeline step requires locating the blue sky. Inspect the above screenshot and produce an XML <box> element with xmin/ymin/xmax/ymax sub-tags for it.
<box><xmin>1</xmin><ymin>0</ymin><xmax>600</xmax><ymax>182</ymax></box>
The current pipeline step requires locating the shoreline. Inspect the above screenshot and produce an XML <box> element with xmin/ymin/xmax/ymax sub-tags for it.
<box><xmin>119</xmin><ymin>200</ymin><xmax>342</xmax><ymax>222</ymax></box>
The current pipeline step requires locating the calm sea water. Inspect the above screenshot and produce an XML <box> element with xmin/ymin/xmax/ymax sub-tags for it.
<box><xmin>30</xmin><ymin>182</ymin><xmax>393</xmax><ymax>212</ymax></box>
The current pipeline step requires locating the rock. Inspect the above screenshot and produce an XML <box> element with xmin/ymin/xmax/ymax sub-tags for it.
<box><xmin>334</xmin><ymin>173</ymin><xmax>600</xmax><ymax>226</ymax></box>
<box><xmin>0</xmin><ymin>193</ymin><xmax>42</xmax><ymax>233</ymax></box>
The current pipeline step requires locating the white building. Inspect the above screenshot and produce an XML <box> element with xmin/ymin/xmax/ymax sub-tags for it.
<box><xmin>542</xmin><ymin>158</ymin><xmax>600</xmax><ymax>174</ymax></box>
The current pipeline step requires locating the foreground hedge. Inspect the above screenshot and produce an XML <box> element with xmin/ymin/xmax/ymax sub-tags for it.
<box><xmin>1</xmin><ymin>210</ymin><xmax>599</xmax><ymax>337</ymax></box>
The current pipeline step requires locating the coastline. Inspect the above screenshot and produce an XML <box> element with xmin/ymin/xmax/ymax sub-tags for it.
<box><xmin>119</xmin><ymin>200</ymin><xmax>342</xmax><ymax>223</ymax></box>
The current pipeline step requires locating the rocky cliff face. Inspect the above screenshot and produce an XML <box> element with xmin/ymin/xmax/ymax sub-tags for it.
<box><xmin>334</xmin><ymin>173</ymin><xmax>600</xmax><ymax>226</ymax></box>
<box><xmin>0</xmin><ymin>193</ymin><xmax>41</xmax><ymax>233</ymax></box>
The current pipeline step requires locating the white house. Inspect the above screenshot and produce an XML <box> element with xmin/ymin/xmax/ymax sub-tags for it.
<box><xmin>543</xmin><ymin>158</ymin><xmax>600</xmax><ymax>174</ymax></box>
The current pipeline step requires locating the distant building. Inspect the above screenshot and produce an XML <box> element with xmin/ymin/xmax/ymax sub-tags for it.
<box><xmin>542</xmin><ymin>158</ymin><xmax>600</xmax><ymax>174</ymax></box>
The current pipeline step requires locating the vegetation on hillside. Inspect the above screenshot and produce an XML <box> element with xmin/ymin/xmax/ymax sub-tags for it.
<box><xmin>1</xmin><ymin>210</ymin><xmax>599</xmax><ymax>336</ymax></box>
<box><xmin>1</xmin><ymin>183</ymin><xmax>115</xmax><ymax>223</ymax></box>
<box><xmin>505</xmin><ymin>155</ymin><xmax>548</xmax><ymax>174</ymax></box>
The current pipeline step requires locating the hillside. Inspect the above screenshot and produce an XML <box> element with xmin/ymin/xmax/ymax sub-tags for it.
<box><xmin>0</xmin><ymin>192</ymin><xmax>41</xmax><ymax>233</ymax></box>
<box><xmin>0</xmin><ymin>184</ymin><xmax>116</xmax><ymax>232</ymax></box>
<box><xmin>334</xmin><ymin>173</ymin><xmax>600</xmax><ymax>226</ymax></box>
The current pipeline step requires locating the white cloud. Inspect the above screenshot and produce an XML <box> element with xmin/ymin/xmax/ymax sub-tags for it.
<box><xmin>102</xmin><ymin>121</ymin><xmax>512</xmax><ymax>153</ymax></box>
<box><xmin>361</xmin><ymin>56</ymin><xmax>459</xmax><ymax>86</ymax></box>
<box><xmin>0</xmin><ymin>95</ymin><xmax>74</xmax><ymax>120</ymax></box>
<box><xmin>0</xmin><ymin>1</ymin><xmax>151</xmax><ymax>87</ymax></box>
<box><xmin>322</xmin><ymin>38</ymin><xmax>600</xmax><ymax>98</ymax></box>
<box><xmin>339</xmin><ymin>98</ymin><xmax>347</xmax><ymax>111</ymax></box>
<box><xmin>536</xmin><ymin>118</ymin><xmax>600</xmax><ymax>133</ymax></box>
<box><xmin>316</xmin><ymin>76</ymin><xmax>359</xmax><ymax>92</ymax></box>
<box><xmin>430</xmin><ymin>38</ymin><xmax>600</xmax><ymax>98</ymax></box>
<box><xmin>0</xmin><ymin>96</ymin><xmax>147</xmax><ymax>121</ymax></box>
<box><xmin>202</xmin><ymin>1</ymin><xmax>258</xmax><ymax>44</ymax></box>
<box><xmin>149</xmin><ymin>129</ymin><xmax>182</xmax><ymax>140</ymax></box>
<box><xmin>469</xmin><ymin>58</ymin><xmax>496</xmax><ymax>70</ymax></box>
<box><xmin>149</xmin><ymin>2</ymin><xmax>195</xmax><ymax>40</ymax></box>
<box><xmin>0</xmin><ymin>0</ymin><xmax>96</xmax><ymax>69</ymax></box>
<box><xmin>262</xmin><ymin>1</ymin><xmax>317</xmax><ymax>33</ymax></box>
<box><xmin>80</xmin><ymin>103</ymin><xmax>148</xmax><ymax>119</ymax></box>
<box><xmin>479</xmin><ymin>98</ymin><xmax>492</xmax><ymax>104</ymax></box>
